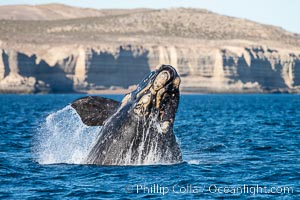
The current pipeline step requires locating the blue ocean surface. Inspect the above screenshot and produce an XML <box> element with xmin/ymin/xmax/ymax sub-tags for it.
<box><xmin>0</xmin><ymin>94</ymin><xmax>299</xmax><ymax>199</ymax></box>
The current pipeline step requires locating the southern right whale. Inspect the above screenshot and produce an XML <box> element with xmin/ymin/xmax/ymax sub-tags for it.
<box><xmin>71</xmin><ymin>65</ymin><xmax>182</xmax><ymax>165</ymax></box>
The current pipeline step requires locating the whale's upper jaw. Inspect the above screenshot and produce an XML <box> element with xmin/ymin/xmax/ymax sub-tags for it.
<box><xmin>122</xmin><ymin>64</ymin><xmax>181</xmax><ymax>133</ymax></box>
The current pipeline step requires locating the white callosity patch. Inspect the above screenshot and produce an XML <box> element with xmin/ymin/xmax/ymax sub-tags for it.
<box><xmin>35</xmin><ymin>105</ymin><xmax>101</xmax><ymax>164</ymax></box>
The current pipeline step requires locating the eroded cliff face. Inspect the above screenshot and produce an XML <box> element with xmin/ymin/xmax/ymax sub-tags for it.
<box><xmin>0</xmin><ymin>44</ymin><xmax>300</xmax><ymax>93</ymax></box>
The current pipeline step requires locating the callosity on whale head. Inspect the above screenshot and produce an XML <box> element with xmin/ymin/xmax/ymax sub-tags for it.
<box><xmin>71</xmin><ymin>64</ymin><xmax>182</xmax><ymax>165</ymax></box>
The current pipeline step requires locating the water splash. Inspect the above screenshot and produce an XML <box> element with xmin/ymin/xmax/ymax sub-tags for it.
<box><xmin>34</xmin><ymin>106</ymin><xmax>181</xmax><ymax>166</ymax></box>
<box><xmin>121</xmin><ymin>116</ymin><xmax>177</xmax><ymax>165</ymax></box>
<box><xmin>34</xmin><ymin>105</ymin><xmax>101</xmax><ymax>164</ymax></box>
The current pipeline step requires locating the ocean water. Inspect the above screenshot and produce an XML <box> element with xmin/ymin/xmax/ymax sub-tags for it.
<box><xmin>0</xmin><ymin>94</ymin><xmax>299</xmax><ymax>199</ymax></box>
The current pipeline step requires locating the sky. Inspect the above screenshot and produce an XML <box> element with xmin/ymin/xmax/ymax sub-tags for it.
<box><xmin>1</xmin><ymin>0</ymin><xmax>299</xmax><ymax>33</ymax></box>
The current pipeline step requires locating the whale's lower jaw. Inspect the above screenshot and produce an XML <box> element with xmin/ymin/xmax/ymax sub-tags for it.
<box><xmin>86</xmin><ymin>115</ymin><xmax>182</xmax><ymax>166</ymax></box>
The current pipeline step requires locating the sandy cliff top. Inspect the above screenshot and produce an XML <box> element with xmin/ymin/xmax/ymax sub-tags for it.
<box><xmin>0</xmin><ymin>5</ymin><xmax>299</xmax><ymax>48</ymax></box>
<box><xmin>0</xmin><ymin>4</ymin><xmax>149</xmax><ymax>20</ymax></box>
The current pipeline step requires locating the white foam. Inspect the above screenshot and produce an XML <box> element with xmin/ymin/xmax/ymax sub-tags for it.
<box><xmin>187</xmin><ymin>160</ymin><xmax>201</xmax><ymax>165</ymax></box>
<box><xmin>34</xmin><ymin>105</ymin><xmax>101</xmax><ymax>165</ymax></box>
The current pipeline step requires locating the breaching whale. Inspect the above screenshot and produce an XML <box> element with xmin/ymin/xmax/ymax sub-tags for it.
<box><xmin>71</xmin><ymin>65</ymin><xmax>182</xmax><ymax>165</ymax></box>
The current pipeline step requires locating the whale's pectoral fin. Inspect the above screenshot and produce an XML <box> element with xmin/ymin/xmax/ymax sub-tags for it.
<box><xmin>71</xmin><ymin>96</ymin><xmax>120</xmax><ymax>126</ymax></box>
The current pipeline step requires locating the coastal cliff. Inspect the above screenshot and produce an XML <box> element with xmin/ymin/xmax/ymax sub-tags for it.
<box><xmin>1</xmin><ymin>45</ymin><xmax>299</xmax><ymax>93</ymax></box>
<box><xmin>0</xmin><ymin>5</ymin><xmax>299</xmax><ymax>93</ymax></box>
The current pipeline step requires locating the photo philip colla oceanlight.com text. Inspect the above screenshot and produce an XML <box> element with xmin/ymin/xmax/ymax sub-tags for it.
<box><xmin>131</xmin><ymin>183</ymin><xmax>294</xmax><ymax>196</ymax></box>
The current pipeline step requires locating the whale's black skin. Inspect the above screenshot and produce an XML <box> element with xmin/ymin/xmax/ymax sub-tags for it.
<box><xmin>71</xmin><ymin>65</ymin><xmax>182</xmax><ymax>165</ymax></box>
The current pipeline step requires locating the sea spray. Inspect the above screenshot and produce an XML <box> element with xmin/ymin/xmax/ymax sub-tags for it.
<box><xmin>122</xmin><ymin>115</ymin><xmax>173</xmax><ymax>165</ymax></box>
<box><xmin>34</xmin><ymin>105</ymin><xmax>101</xmax><ymax>164</ymax></box>
<box><xmin>34</xmin><ymin>106</ymin><xmax>179</xmax><ymax>166</ymax></box>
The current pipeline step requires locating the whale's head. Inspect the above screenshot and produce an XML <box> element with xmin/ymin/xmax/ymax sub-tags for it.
<box><xmin>72</xmin><ymin>65</ymin><xmax>182</xmax><ymax>165</ymax></box>
<box><xmin>121</xmin><ymin>64</ymin><xmax>181</xmax><ymax>133</ymax></box>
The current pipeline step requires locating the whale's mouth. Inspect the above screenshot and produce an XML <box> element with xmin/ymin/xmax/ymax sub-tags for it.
<box><xmin>124</xmin><ymin>65</ymin><xmax>181</xmax><ymax>133</ymax></box>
